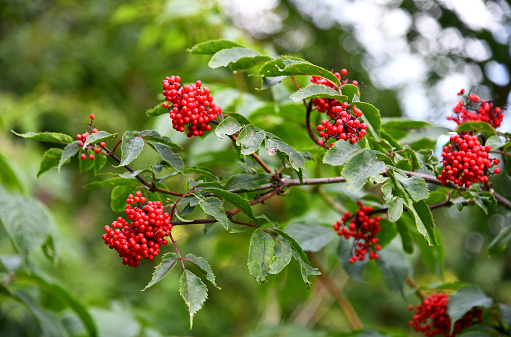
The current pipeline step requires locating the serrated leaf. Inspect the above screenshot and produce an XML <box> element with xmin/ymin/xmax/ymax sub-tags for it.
<box><xmin>94</xmin><ymin>152</ymin><xmax>108</xmax><ymax>174</ymax></box>
<box><xmin>146</xmin><ymin>103</ymin><xmax>169</xmax><ymax>117</ymax></box>
<box><xmin>447</xmin><ymin>286</ymin><xmax>493</xmax><ymax>331</ymax></box>
<box><xmin>285</xmin><ymin>223</ymin><xmax>334</xmax><ymax>252</ymax></box>
<box><xmin>226</xmin><ymin>112</ymin><xmax>251</xmax><ymax>125</ymax></box>
<box><xmin>184</xmin><ymin>166</ymin><xmax>219</xmax><ymax>181</ymax></box>
<box><xmin>407</xmin><ymin>200</ymin><xmax>437</xmax><ymax>245</ymax></box>
<box><xmin>337</xmin><ymin>237</ymin><xmax>368</xmax><ymax>282</ymax></box>
<box><xmin>116</xmin><ymin>131</ymin><xmax>144</xmax><ymax>167</ymax></box>
<box><xmin>387</xmin><ymin>196</ymin><xmax>404</xmax><ymax>222</ymax></box>
<box><xmin>188</xmin><ymin>39</ymin><xmax>243</xmax><ymax>54</ymax></box>
<box><xmin>488</xmin><ymin>225</ymin><xmax>511</xmax><ymax>257</ymax></box>
<box><xmin>485</xmin><ymin>135</ymin><xmax>504</xmax><ymax>150</ymax></box>
<box><xmin>58</xmin><ymin>141</ymin><xmax>81</xmax><ymax>172</ymax></box>
<box><xmin>247</xmin><ymin>229</ymin><xmax>275</xmax><ymax>284</ymax></box>
<box><xmin>83</xmin><ymin>131</ymin><xmax>118</xmax><ymax>147</ymax></box>
<box><xmin>261</xmin><ymin>76</ymin><xmax>286</xmax><ymax>89</ymax></box>
<box><xmin>342</xmin><ymin>149</ymin><xmax>385</xmax><ymax>191</ymax></box>
<box><xmin>236</xmin><ymin>124</ymin><xmax>265</xmax><ymax>155</ymax></box>
<box><xmin>179</xmin><ymin>270</ymin><xmax>208</xmax><ymax>328</ymax></box>
<box><xmin>142</xmin><ymin>252</ymin><xmax>179</xmax><ymax>291</ymax></box>
<box><xmin>397</xmin><ymin>175</ymin><xmax>429</xmax><ymax>202</ymax></box>
<box><xmin>203</xmin><ymin>188</ymin><xmax>256</xmax><ymax>220</ymax></box>
<box><xmin>11</xmin><ymin>130</ymin><xmax>74</xmax><ymax>144</ymax></box>
<box><xmin>269</xmin><ymin>241</ymin><xmax>292</xmax><ymax>274</ymax></box>
<box><xmin>148</xmin><ymin>142</ymin><xmax>184</xmax><ymax>173</ymax></box>
<box><xmin>323</xmin><ymin>140</ymin><xmax>362</xmax><ymax>166</ymax></box>
<box><xmin>376</xmin><ymin>245</ymin><xmax>411</xmax><ymax>297</ymax></box>
<box><xmin>352</xmin><ymin>102</ymin><xmax>381</xmax><ymax>137</ymax></box>
<box><xmin>83</xmin><ymin>177</ymin><xmax>139</xmax><ymax>189</ymax></box>
<box><xmin>341</xmin><ymin>83</ymin><xmax>359</xmax><ymax>103</ymax></box>
<box><xmin>456</xmin><ymin>121</ymin><xmax>495</xmax><ymax>139</ymax></box>
<box><xmin>208</xmin><ymin>47</ymin><xmax>267</xmax><ymax>69</ymax></box>
<box><xmin>226</xmin><ymin>173</ymin><xmax>271</xmax><ymax>191</ymax></box>
<box><xmin>138</xmin><ymin>130</ymin><xmax>182</xmax><ymax>149</ymax></box>
<box><xmin>413</xmin><ymin>230</ymin><xmax>444</xmax><ymax>278</ymax></box>
<box><xmin>184</xmin><ymin>254</ymin><xmax>220</xmax><ymax>289</ymax></box>
<box><xmin>291</xmin><ymin>250</ymin><xmax>321</xmax><ymax>287</ymax></box>
<box><xmin>268</xmin><ymin>227</ymin><xmax>311</xmax><ymax>264</ymax></box>
<box><xmin>215</xmin><ymin>116</ymin><xmax>242</xmax><ymax>139</ymax></box>
<box><xmin>473</xmin><ymin>191</ymin><xmax>497</xmax><ymax>215</ymax></box>
<box><xmin>198</xmin><ymin>197</ymin><xmax>229</xmax><ymax>230</ymax></box>
<box><xmin>111</xmin><ymin>185</ymin><xmax>138</xmax><ymax>212</ymax></box>
<box><xmin>397</xmin><ymin>217</ymin><xmax>414</xmax><ymax>254</ymax></box>
<box><xmin>259</xmin><ymin>56</ymin><xmax>340</xmax><ymax>86</ymax></box>
<box><xmin>265</xmin><ymin>138</ymin><xmax>305</xmax><ymax>171</ymax></box>
<box><xmin>289</xmin><ymin>84</ymin><xmax>346</xmax><ymax>101</ymax></box>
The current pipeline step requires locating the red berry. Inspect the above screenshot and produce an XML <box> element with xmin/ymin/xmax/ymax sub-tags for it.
<box><xmin>92</xmin><ymin>128</ymin><xmax>98</xmax><ymax>133</ymax></box>
<box><xmin>94</xmin><ymin>148</ymin><xmax>101</xmax><ymax>154</ymax></box>
<box><xmin>162</xmin><ymin>102</ymin><xmax>169</xmax><ymax>109</ymax></box>
<box><xmin>352</xmin><ymin>80</ymin><xmax>358</xmax><ymax>86</ymax></box>
<box><xmin>80</xmin><ymin>153</ymin><xmax>87</xmax><ymax>160</ymax></box>
<box><xmin>100</xmin><ymin>142</ymin><xmax>106</xmax><ymax>148</ymax></box>
<box><xmin>341</xmin><ymin>68</ymin><xmax>348</xmax><ymax>76</ymax></box>
<box><xmin>89</xmin><ymin>154</ymin><xmax>95</xmax><ymax>160</ymax></box>
<box><xmin>90</xmin><ymin>114</ymin><xmax>95</xmax><ymax>120</ymax></box>
<box><xmin>494</xmin><ymin>168</ymin><xmax>501</xmax><ymax>174</ymax></box>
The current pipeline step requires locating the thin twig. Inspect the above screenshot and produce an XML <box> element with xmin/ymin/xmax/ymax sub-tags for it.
<box><xmin>229</xmin><ymin>134</ymin><xmax>273</xmax><ymax>174</ymax></box>
<box><xmin>406</xmin><ymin>276</ymin><xmax>426</xmax><ymax>301</ymax></box>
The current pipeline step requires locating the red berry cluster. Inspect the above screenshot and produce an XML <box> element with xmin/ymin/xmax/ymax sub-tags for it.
<box><xmin>333</xmin><ymin>201</ymin><xmax>382</xmax><ymax>263</ymax></box>
<box><xmin>448</xmin><ymin>89</ymin><xmax>504</xmax><ymax>128</ymax></box>
<box><xmin>102</xmin><ymin>191</ymin><xmax>172</xmax><ymax>267</ymax></box>
<box><xmin>310</xmin><ymin>68</ymin><xmax>359</xmax><ymax>116</ymax></box>
<box><xmin>77</xmin><ymin>114</ymin><xmax>105</xmax><ymax>161</ymax></box>
<box><xmin>316</xmin><ymin>104</ymin><xmax>368</xmax><ymax>146</ymax></box>
<box><xmin>408</xmin><ymin>292</ymin><xmax>483</xmax><ymax>336</ymax></box>
<box><xmin>438</xmin><ymin>134</ymin><xmax>500</xmax><ymax>188</ymax></box>
<box><xmin>161</xmin><ymin>76</ymin><xmax>222</xmax><ymax>137</ymax></box>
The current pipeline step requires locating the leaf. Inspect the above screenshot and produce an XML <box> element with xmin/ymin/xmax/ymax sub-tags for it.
<box><xmin>146</xmin><ymin>103</ymin><xmax>169</xmax><ymax>117</ymax></box>
<box><xmin>0</xmin><ymin>152</ymin><xmax>25</xmax><ymax>193</ymax></box>
<box><xmin>337</xmin><ymin>237</ymin><xmax>368</xmax><ymax>282</ymax></box>
<box><xmin>269</xmin><ymin>240</ymin><xmax>292</xmax><ymax>275</ymax></box>
<box><xmin>0</xmin><ymin>194</ymin><xmax>55</xmax><ymax>268</ymax></box>
<box><xmin>203</xmin><ymin>188</ymin><xmax>256</xmax><ymax>220</ymax></box>
<box><xmin>285</xmin><ymin>223</ymin><xmax>334</xmax><ymax>252</ymax></box>
<box><xmin>142</xmin><ymin>252</ymin><xmax>179</xmax><ymax>291</ymax></box>
<box><xmin>188</xmin><ymin>39</ymin><xmax>243</xmax><ymax>54</ymax></box>
<box><xmin>229</xmin><ymin>55</ymin><xmax>273</xmax><ymax>71</ymax></box>
<box><xmin>111</xmin><ymin>185</ymin><xmax>138</xmax><ymax>212</ymax></box>
<box><xmin>456</xmin><ymin>121</ymin><xmax>496</xmax><ymax>139</ymax></box>
<box><xmin>341</xmin><ymin>83</ymin><xmax>359</xmax><ymax>103</ymax></box>
<box><xmin>183</xmin><ymin>254</ymin><xmax>220</xmax><ymax>289</ymax></box>
<box><xmin>265</xmin><ymin>138</ymin><xmax>305</xmax><ymax>171</ymax></box>
<box><xmin>289</xmin><ymin>84</ymin><xmax>346</xmax><ymax>101</ymax></box>
<box><xmin>236</xmin><ymin>124</ymin><xmax>265</xmax><ymax>155</ymax></box>
<box><xmin>94</xmin><ymin>152</ymin><xmax>108</xmax><ymax>174</ymax></box>
<box><xmin>247</xmin><ymin>228</ymin><xmax>275</xmax><ymax>284</ymax></box>
<box><xmin>488</xmin><ymin>225</ymin><xmax>511</xmax><ymax>257</ymax></box>
<box><xmin>261</xmin><ymin>76</ymin><xmax>286</xmax><ymax>90</ymax></box>
<box><xmin>83</xmin><ymin>177</ymin><xmax>139</xmax><ymax>189</ymax></box>
<box><xmin>413</xmin><ymin>230</ymin><xmax>444</xmax><ymax>278</ymax></box>
<box><xmin>323</xmin><ymin>140</ymin><xmax>362</xmax><ymax>166</ymax></box>
<box><xmin>58</xmin><ymin>141</ymin><xmax>81</xmax><ymax>172</ymax></box>
<box><xmin>11</xmin><ymin>130</ymin><xmax>74</xmax><ymax>144</ymax></box>
<box><xmin>179</xmin><ymin>270</ymin><xmax>208</xmax><ymax>328</ymax></box>
<box><xmin>138</xmin><ymin>130</ymin><xmax>182</xmax><ymax>149</ymax></box>
<box><xmin>215</xmin><ymin>116</ymin><xmax>242</xmax><ymax>139</ymax></box>
<box><xmin>79</xmin><ymin>152</ymin><xmax>96</xmax><ymax>172</ymax></box>
<box><xmin>447</xmin><ymin>286</ymin><xmax>493</xmax><ymax>331</ymax></box>
<box><xmin>226</xmin><ymin>173</ymin><xmax>271</xmax><ymax>191</ymax></box>
<box><xmin>148</xmin><ymin>142</ymin><xmax>184</xmax><ymax>173</ymax></box>
<box><xmin>396</xmin><ymin>175</ymin><xmax>429</xmax><ymax>202</ymax></box>
<box><xmin>342</xmin><ymin>149</ymin><xmax>385</xmax><ymax>191</ymax></box>
<box><xmin>208</xmin><ymin>47</ymin><xmax>267</xmax><ymax>69</ymax></box>
<box><xmin>376</xmin><ymin>245</ymin><xmax>412</xmax><ymax>297</ymax></box>
<box><xmin>473</xmin><ymin>191</ymin><xmax>497</xmax><ymax>215</ymax></box>
<box><xmin>269</xmin><ymin>227</ymin><xmax>311</xmax><ymax>264</ymax></box>
<box><xmin>407</xmin><ymin>200</ymin><xmax>437</xmax><ymax>245</ymax></box>
<box><xmin>352</xmin><ymin>102</ymin><xmax>381</xmax><ymax>137</ymax></box>
<box><xmin>115</xmin><ymin>131</ymin><xmax>144</xmax><ymax>167</ymax></box>
<box><xmin>198</xmin><ymin>197</ymin><xmax>229</xmax><ymax>230</ymax></box>
<box><xmin>83</xmin><ymin>131</ymin><xmax>119</xmax><ymax>147</ymax></box>
<box><xmin>291</xmin><ymin>250</ymin><xmax>321</xmax><ymax>287</ymax></box>
<box><xmin>387</xmin><ymin>196</ymin><xmax>404</xmax><ymax>223</ymax></box>
<box><xmin>485</xmin><ymin>135</ymin><xmax>504</xmax><ymax>150</ymax></box>
<box><xmin>259</xmin><ymin>56</ymin><xmax>340</xmax><ymax>86</ymax></box>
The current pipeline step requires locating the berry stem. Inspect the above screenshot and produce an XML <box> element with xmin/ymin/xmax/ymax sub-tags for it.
<box><xmin>305</xmin><ymin>100</ymin><xmax>330</xmax><ymax>149</ymax></box>
<box><xmin>406</xmin><ymin>276</ymin><xmax>426</xmax><ymax>300</ymax></box>
<box><xmin>169</xmin><ymin>231</ymin><xmax>186</xmax><ymax>271</ymax></box>
<box><xmin>489</xmin><ymin>150</ymin><xmax>511</xmax><ymax>157</ymax></box>
<box><xmin>228</xmin><ymin>134</ymin><xmax>273</xmax><ymax>174</ymax></box>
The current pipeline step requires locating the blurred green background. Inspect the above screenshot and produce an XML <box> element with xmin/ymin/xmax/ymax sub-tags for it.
<box><xmin>1</xmin><ymin>0</ymin><xmax>510</xmax><ymax>336</ymax></box>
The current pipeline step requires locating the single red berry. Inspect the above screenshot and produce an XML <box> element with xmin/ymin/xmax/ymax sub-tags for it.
<box><xmin>317</xmin><ymin>140</ymin><xmax>325</xmax><ymax>146</ymax></box>
<box><xmin>100</xmin><ymin>142</ymin><xmax>106</xmax><ymax>148</ymax></box>
<box><xmin>352</xmin><ymin>80</ymin><xmax>358</xmax><ymax>86</ymax></box>
<box><xmin>90</xmin><ymin>114</ymin><xmax>95</xmax><ymax>120</ymax></box>
<box><xmin>94</xmin><ymin>148</ymin><xmax>101</xmax><ymax>154</ymax></box>
<box><xmin>162</xmin><ymin>102</ymin><xmax>169</xmax><ymax>109</ymax></box>
<box><xmin>92</xmin><ymin>128</ymin><xmax>98</xmax><ymax>133</ymax></box>
<box><xmin>76</xmin><ymin>134</ymin><xmax>82</xmax><ymax>140</ymax></box>
<box><xmin>89</xmin><ymin>154</ymin><xmax>95</xmax><ymax>160</ymax></box>
<box><xmin>494</xmin><ymin>168</ymin><xmax>501</xmax><ymax>174</ymax></box>
<box><xmin>80</xmin><ymin>153</ymin><xmax>87</xmax><ymax>160</ymax></box>
<box><xmin>341</xmin><ymin>69</ymin><xmax>348</xmax><ymax>76</ymax></box>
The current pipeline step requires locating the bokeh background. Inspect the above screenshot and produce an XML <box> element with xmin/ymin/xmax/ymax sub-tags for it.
<box><xmin>1</xmin><ymin>0</ymin><xmax>511</xmax><ymax>336</ymax></box>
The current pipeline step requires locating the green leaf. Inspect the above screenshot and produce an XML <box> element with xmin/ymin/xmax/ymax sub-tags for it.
<box><xmin>352</xmin><ymin>102</ymin><xmax>381</xmax><ymax>137</ymax></box>
<box><xmin>387</xmin><ymin>196</ymin><xmax>404</xmax><ymax>223</ymax></box>
<box><xmin>148</xmin><ymin>142</ymin><xmax>184</xmax><ymax>173</ymax></box>
<box><xmin>456</xmin><ymin>121</ymin><xmax>496</xmax><ymax>139</ymax></box>
<box><xmin>337</xmin><ymin>237</ymin><xmax>368</xmax><ymax>282</ymax></box>
<box><xmin>259</xmin><ymin>56</ymin><xmax>340</xmax><ymax>86</ymax></box>
<box><xmin>268</xmin><ymin>227</ymin><xmax>311</xmax><ymax>264</ymax></box>
<box><xmin>115</xmin><ymin>131</ymin><xmax>144</xmax><ymax>167</ymax></box>
<box><xmin>184</xmin><ymin>253</ymin><xmax>220</xmax><ymax>289</ymax></box>
<box><xmin>83</xmin><ymin>177</ymin><xmax>139</xmax><ymax>189</ymax></box>
<box><xmin>488</xmin><ymin>225</ymin><xmax>511</xmax><ymax>257</ymax></box>
<box><xmin>269</xmin><ymin>240</ymin><xmax>292</xmax><ymax>275</ymax></box>
<box><xmin>138</xmin><ymin>130</ymin><xmax>182</xmax><ymax>149</ymax></box>
<box><xmin>236</xmin><ymin>124</ymin><xmax>265</xmax><ymax>155</ymax></box>
<box><xmin>396</xmin><ymin>175</ymin><xmax>429</xmax><ymax>202</ymax></box>
<box><xmin>79</xmin><ymin>152</ymin><xmax>96</xmax><ymax>172</ymax></box>
<box><xmin>184</xmin><ymin>166</ymin><xmax>219</xmax><ymax>181</ymax></box>
<box><xmin>179</xmin><ymin>270</ymin><xmax>208</xmax><ymax>328</ymax></box>
<box><xmin>111</xmin><ymin>185</ymin><xmax>138</xmax><ymax>212</ymax></box>
<box><xmin>289</xmin><ymin>84</ymin><xmax>346</xmax><ymax>101</ymax></box>
<box><xmin>58</xmin><ymin>141</ymin><xmax>81</xmax><ymax>172</ymax></box>
<box><xmin>342</xmin><ymin>149</ymin><xmax>385</xmax><ymax>191</ymax></box>
<box><xmin>11</xmin><ymin>130</ymin><xmax>74</xmax><ymax>144</ymax></box>
<box><xmin>408</xmin><ymin>200</ymin><xmax>437</xmax><ymax>245</ymax></box>
<box><xmin>142</xmin><ymin>252</ymin><xmax>179</xmax><ymax>291</ymax></box>
<box><xmin>83</xmin><ymin>131</ymin><xmax>119</xmax><ymax>147</ymax></box>
<box><xmin>208</xmin><ymin>47</ymin><xmax>269</xmax><ymax>69</ymax></box>
<box><xmin>0</xmin><ymin>194</ymin><xmax>55</xmax><ymax>268</ymax></box>
<box><xmin>226</xmin><ymin>173</ymin><xmax>271</xmax><ymax>191</ymax></box>
<box><xmin>146</xmin><ymin>103</ymin><xmax>169</xmax><ymax>117</ymax></box>
<box><xmin>265</xmin><ymin>138</ymin><xmax>305</xmax><ymax>171</ymax></box>
<box><xmin>215</xmin><ymin>116</ymin><xmax>242</xmax><ymax>139</ymax></box>
<box><xmin>226</xmin><ymin>112</ymin><xmax>251</xmax><ymax>125</ymax></box>
<box><xmin>397</xmin><ymin>217</ymin><xmax>414</xmax><ymax>254</ymax></box>
<box><xmin>291</xmin><ymin>250</ymin><xmax>321</xmax><ymax>287</ymax></box>
<box><xmin>447</xmin><ymin>286</ymin><xmax>493</xmax><ymax>331</ymax></box>
<box><xmin>229</xmin><ymin>55</ymin><xmax>273</xmax><ymax>71</ymax></box>
<box><xmin>261</xmin><ymin>76</ymin><xmax>286</xmax><ymax>89</ymax></box>
<box><xmin>94</xmin><ymin>152</ymin><xmax>108</xmax><ymax>174</ymax></box>
<box><xmin>247</xmin><ymin>228</ymin><xmax>275</xmax><ymax>284</ymax></box>
<box><xmin>341</xmin><ymin>83</ymin><xmax>359</xmax><ymax>103</ymax></box>
<box><xmin>285</xmin><ymin>223</ymin><xmax>334</xmax><ymax>252</ymax></box>
<box><xmin>473</xmin><ymin>191</ymin><xmax>497</xmax><ymax>215</ymax></box>
<box><xmin>188</xmin><ymin>39</ymin><xmax>243</xmax><ymax>54</ymax></box>
<box><xmin>203</xmin><ymin>188</ymin><xmax>256</xmax><ymax>220</ymax></box>
<box><xmin>323</xmin><ymin>140</ymin><xmax>362</xmax><ymax>166</ymax></box>
<box><xmin>198</xmin><ymin>197</ymin><xmax>229</xmax><ymax>230</ymax></box>
<box><xmin>376</xmin><ymin>245</ymin><xmax>412</xmax><ymax>297</ymax></box>
<box><xmin>485</xmin><ymin>135</ymin><xmax>504</xmax><ymax>150</ymax></box>
<box><xmin>0</xmin><ymin>152</ymin><xmax>25</xmax><ymax>193</ymax></box>
<box><xmin>413</xmin><ymin>230</ymin><xmax>444</xmax><ymax>278</ymax></box>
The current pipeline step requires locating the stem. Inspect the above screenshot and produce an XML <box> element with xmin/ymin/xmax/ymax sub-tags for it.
<box><xmin>305</xmin><ymin>100</ymin><xmax>330</xmax><ymax>150</ymax></box>
<box><xmin>317</xmin><ymin>186</ymin><xmax>347</xmax><ymax>214</ymax></box>
<box><xmin>169</xmin><ymin>231</ymin><xmax>186</xmax><ymax>270</ymax></box>
<box><xmin>406</xmin><ymin>277</ymin><xmax>426</xmax><ymax>301</ymax></box>
<box><xmin>490</xmin><ymin>150</ymin><xmax>511</xmax><ymax>157</ymax></box>
<box><xmin>229</xmin><ymin>134</ymin><xmax>273</xmax><ymax>174</ymax></box>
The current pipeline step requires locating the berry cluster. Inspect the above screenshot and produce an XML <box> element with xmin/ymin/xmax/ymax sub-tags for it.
<box><xmin>77</xmin><ymin>114</ymin><xmax>105</xmax><ymax>161</ymax></box>
<box><xmin>408</xmin><ymin>292</ymin><xmax>483</xmax><ymax>336</ymax></box>
<box><xmin>448</xmin><ymin>89</ymin><xmax>504</xmax><ymax>128</ymax></box>
<box><xmin>438</xmin><ymin>134</ymin><xmax>500</xmax><ymax>188</ymax></box>
<box><xmin>333</xmin><ymin>201</ymin><xmax>382</xmax><ymax>263</ymax></box>
<box><xmin>161</xmin><ymin>76</ymin><xmax>222</xmax><ymax>137</ymax></box>
<box><xmin>102</xmin><ymin>191</ymin><xmax>172</xmax><ymax>267</ymax></box>
<box><xmin>310</xmin><ymin>68</ymin><xmax>359</xmax><ymax>116</ymax></box>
